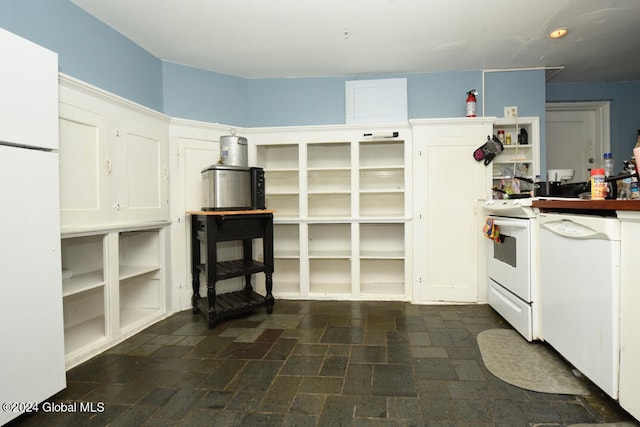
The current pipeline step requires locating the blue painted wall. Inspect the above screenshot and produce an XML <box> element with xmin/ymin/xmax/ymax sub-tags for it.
<box><xmin>408</xmin><ymin>71</ymin><xmax>482</xmax><ymax>119</ymax></box>
<box><xmin>0</xmin><ymin>0</ymin><xmax>543</xmax><ymax>129</ymax></box>
<box><xmin>162</xmin><ymin>62</ymin><xmax>248</xmax><ymax>125</ymax></box>
<box><xmin>0</xmin><ymin>0</ymin><xmax>163</xmax><ymax>111</ymax></box>
<box><xmin>5</xmin><ymin>0</ymin><xmax>638</xmax><ymax>173</ymax></box>
<box><xmin>247</xmin><ymin>77</ymin><xmax>346</xmax><ymax>127</ymax></box>
<box><xmin>485</xmin><ymin>69</ymin><xmax>547</xmax><ymax>170</ymax></box>
<box><xmin>547</xmin><ymin>81</ymin><xmax>640</xmax><ymax>165</ymax></box>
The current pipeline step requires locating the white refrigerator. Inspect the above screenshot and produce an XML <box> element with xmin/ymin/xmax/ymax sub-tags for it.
<box><xmin>0</xmin><ymin>27</ymin><xmax>66</xmax><ymax>425</ymax></box>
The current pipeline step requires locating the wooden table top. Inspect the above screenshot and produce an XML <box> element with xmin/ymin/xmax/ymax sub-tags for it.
<box><xmin>187</xmin><ymin>209</ymin><xmax>277</xmax><ymax>216</ymax></box>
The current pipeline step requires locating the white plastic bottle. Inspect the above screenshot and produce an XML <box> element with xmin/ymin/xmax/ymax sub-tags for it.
<box><xmin>603</xmin><ymin>152</ymin><xmax>614</xmax><ymax>177</ymax></box>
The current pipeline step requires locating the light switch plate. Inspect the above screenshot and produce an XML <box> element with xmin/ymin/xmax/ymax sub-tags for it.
<box><xmin>504</xmin><ymin>106</ymin><xmax>518</xmax><ymax>118</ymax></box>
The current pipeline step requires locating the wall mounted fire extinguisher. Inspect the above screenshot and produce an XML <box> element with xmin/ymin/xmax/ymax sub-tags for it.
<box><xmin>466</xmin><ymin>89</ymin><xmax>478</xmax><ymax>117</ymax></box>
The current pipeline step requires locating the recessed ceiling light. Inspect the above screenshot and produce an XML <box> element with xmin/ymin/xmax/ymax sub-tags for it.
<box><xmin>548</xmin><ymin>28</ymin><xmax>568</xmax><ymax>39</ymax></box>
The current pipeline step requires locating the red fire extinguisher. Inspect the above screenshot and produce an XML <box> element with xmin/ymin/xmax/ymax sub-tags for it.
<box><xmin>466</xmin><ymin>89</ymin><xmax>478</xmax><ymax>117</ymax></box>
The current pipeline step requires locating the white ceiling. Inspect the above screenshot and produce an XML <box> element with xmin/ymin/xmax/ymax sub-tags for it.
<box><xmin>70</xmin><ymin>0</ymin><xmax>640</xmax><ymax>82</ymax></box>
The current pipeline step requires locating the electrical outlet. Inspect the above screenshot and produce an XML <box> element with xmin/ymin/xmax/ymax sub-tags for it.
<box><xmin>504</xmin><ymin>106</ymin><xmax>518</xmax><ymax>118</ymax></box>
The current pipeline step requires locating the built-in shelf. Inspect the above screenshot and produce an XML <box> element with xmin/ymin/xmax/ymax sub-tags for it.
<box><xmin>491</xmin><ymin>117</ymin><xmax>540</xmax><ymax>195</ymax></box>
<box><xmin>62</xmin><ymin>271</ymin><xmax>104</xmax><ymax>297</ymax></box>
<box><xmin>253</xmin><ymin>129</ymin><xmax>409</xmax><ymax>300</ymax></box>
<box><xmin>62</xmin><ymin>286</ymin><xmax>106</xmax><ymax>356</ymax></box>
<box><xmin>61</xmin><ymin>226</ymin><xmax>166</xmax><ymax>368</ymax></box>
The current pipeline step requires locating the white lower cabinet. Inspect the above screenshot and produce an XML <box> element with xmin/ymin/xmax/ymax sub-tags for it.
<box><xmin>618</xmin><ymin>211</ymin><xmax>640</xmax><ymax>420</ymax></box>
<box><xmin>61</xmin><ymin>226</ymin><xmax>167</xmax><ymax>368</ymax></box>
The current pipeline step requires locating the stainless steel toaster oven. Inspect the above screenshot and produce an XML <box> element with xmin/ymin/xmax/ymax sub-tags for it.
<box><xmin>201</xmin><ymin>165</ymin><xmax>265</xmax><ymax>211</ymax></box>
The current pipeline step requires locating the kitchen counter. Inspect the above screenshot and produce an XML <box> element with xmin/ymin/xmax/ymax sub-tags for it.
<box><xmin>533</xmin><ymin>199</ymin><xmax>640</xmax><ymax>213</ymax></box>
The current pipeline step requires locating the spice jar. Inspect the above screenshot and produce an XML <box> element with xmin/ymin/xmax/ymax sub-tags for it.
<box><xmin>590</xmin><ymin>168</ymin><xmax>606</xmax><ymax>200</ymax></box>
<box><xmin>497</xmin><ymin>130</ymin><xmax>505</xmax><ymax>144</ymax></box>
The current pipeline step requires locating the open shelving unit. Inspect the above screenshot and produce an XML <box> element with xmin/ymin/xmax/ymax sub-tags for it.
<box><xmin>60</xmin><ymin>234</ymin><xmax>108</xmax><ymax>357</ymax></box>
<box><xmin>118</xmin><ymin>230</ymin><xmax>163</xmax><ymax>333</ymax></box>
<box><xmin>258</xmin><ymin>144</ymin><xmax>300</xmax><ymax>219</ymax></box>
<box><xmin>491</xmin><ymin>117</ymin><xmax>540</xmax><ymax>196</ymax></box>
<box><xmin>60</xmin><ymin>226</ymin><xmax>167</xmax><ymax>368</ymax></box>
<box><xmin>251</xmin><ymin>126</ymin><xmax>411</xmax><ymax>301</ymax></box>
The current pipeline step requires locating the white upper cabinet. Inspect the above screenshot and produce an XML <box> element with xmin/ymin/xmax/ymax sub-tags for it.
<box><xmin>0</xmin><ymin>27</ymin><xmax>58</xmax><ymax>150</ymax></box>
<box><xmin>58</xmin><ymin>76</ymin><xmax>169</xmax><ymax>230</ymax></box>
<box><xmin>59</xmin><ymin>103</ymin><xmax>111</xmax><ymax>227</ymax></box>
<box><xmin>111</xmin><ymin>120</ymin><xmax>169</xmax><ymax>224</ymax></box>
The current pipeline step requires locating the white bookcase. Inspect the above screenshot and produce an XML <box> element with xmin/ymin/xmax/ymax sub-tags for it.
<box><xmin>249</xmin><ymin>124</ymin><xmax>412</xmax><ymax>301</ymax></box>
<box><xmin>61</xmin><ymin>226</ymin><xmax>167</xmax><ymax>368</ymax></box>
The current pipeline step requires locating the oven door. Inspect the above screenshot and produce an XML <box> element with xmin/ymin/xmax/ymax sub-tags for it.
<box><xmin>487</xmin><ymin>216</ymin><xmax>532</xmax><ymax>302</ymax></box>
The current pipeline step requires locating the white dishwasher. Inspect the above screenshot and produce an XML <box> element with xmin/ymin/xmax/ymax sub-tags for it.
<box><xmin>538</xmin><ymin>212</ymin><xmax>621</xmax><ymax>398</ymax></box>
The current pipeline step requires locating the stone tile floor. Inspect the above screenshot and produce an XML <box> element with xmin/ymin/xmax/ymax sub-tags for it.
<box><xmin>8</xmin><ymin>300</ymin><xmax>638</xmax><ymax>426</ymax></box>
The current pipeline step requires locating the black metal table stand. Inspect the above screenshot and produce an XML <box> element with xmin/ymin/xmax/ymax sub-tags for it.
<box><xmin>189</xmin><ymin>210</ymin><xmax>275</xmax><ymax>328</ymax></box>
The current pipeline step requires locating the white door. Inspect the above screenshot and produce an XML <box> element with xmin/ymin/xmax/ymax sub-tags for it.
<box><xmin>545</xmin><ymin>102</ymin><xmax>610</xmax><ymax>183</ymax></box>
<box><xmin>169</xmin><ymin>124</ymin><xmax>225</xmax><ymax>310</ymax></box>
<box><xmin>412</xmin><ymin>119</ymin><xmax>492</xmax><ymax>303</ymax></box>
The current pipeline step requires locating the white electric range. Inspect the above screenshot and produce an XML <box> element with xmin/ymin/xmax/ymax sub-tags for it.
<box><xmin>483</xmin><ymin>198</ymin><xmax>539</xmax><ymax>341</ymax></box>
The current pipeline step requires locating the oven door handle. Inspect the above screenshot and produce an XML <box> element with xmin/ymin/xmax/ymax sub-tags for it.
<box><xmin>491</xmin><ymin>218</ymin><xmax>530</xmax><ymax>230</ymax></box>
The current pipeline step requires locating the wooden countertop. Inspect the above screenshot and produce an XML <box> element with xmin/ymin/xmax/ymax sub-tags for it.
<box><xmin>532</xmin><ymin>199</ymin><xmax>640</xmax><ymax>212</ymax></box>
<box><xmin>187</xmin><ymin>209</ymin><xmax>277</xmax><ymax>216</ymax></box>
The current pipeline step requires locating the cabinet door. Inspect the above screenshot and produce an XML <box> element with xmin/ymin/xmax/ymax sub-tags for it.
<box><xmin>170</xmin><ymin>127</ymin><xmax>222</xmax><ymax>309</ymax></box>
<box><xmin>0</xmin><ymin>27</ymin><xmax>58</xmax><ymax>150</ymax></box>
<box><xmin>59</xmin><ymin>103</ymin><xmax>111</xmax><ymax>228</ymax></box>
<box><xmin>112</xmin><ymin>120</ymin><xmax>169</xmax><ymax>223</ymax></box>
<box><xmin>619</xmin><ymin>213</ymin><xmax>640</xmax><ymax>419</ymax></box>
<box><xmin>413</xmin><ymin>120</ymin><xmax>492</xmax><ymax>303</ymax></box>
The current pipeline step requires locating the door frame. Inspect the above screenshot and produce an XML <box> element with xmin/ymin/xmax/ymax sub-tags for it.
<box><xmin>545</xmin><ymin>101</ymin><xmax>611</xmax><ymax>171</ymax></box>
